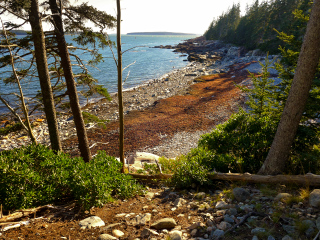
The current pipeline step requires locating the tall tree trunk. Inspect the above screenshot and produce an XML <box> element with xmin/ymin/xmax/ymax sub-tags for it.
<box><xmin>29</xmin><ymin>0</ymin><xmax>61</xmax><ymax>152</ymax></box>
<box><xmin>258</xmin><ymin>0</ymin><xmax>320</xmax><ymax>175</ymax></box>
<box><xmin>48</xmin><ymin>0</ymin><xmax>91</xmax><ymax>162</ymax></box>
<box><xmin>116</xmin><ymin>0</ymin><xmax>125</xmax><ymax>173</ymax></box>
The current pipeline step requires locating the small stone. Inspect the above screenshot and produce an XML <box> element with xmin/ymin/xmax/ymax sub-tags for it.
<box><xmin>267</xmin><ymin>236</ymin><xmax>275</xmax><ymax>240</ymax></box>
<box><xmin>79</xmin><ymin>216</ymin><xmax>105</xmax><ymax>229</ymax></box>
<box><xmin>274</xmin><ymin>193</ymin><xmax>292</xmax><ymax>202</ymax></box>
<box><xmin>316</xmin><ymin>216</ymin><xmax>320</xmax><ymax>230</ymax></box>
<box><xmin>102</xmin><ymin>223</ymin><xmax>121</xmax><ymax>231</ymax></box>
<box><xmin>196</xmin><ymin>192</ymin><xmax>206</xmax><ymax>199</ymax></box>
<box><xmin>216</xmin><ymin>210</ymin><xmax>226</xmax><ymax>216</ymax></box>
<box><xmin>227</xmin><ymin>208</ymin><xmax>237</xmax><ymax>216</ymax></box>
<box><xmin>173</xmin><ymin>198</ymin><xmax>186</xmax><ymax>208</ymax></box>
<box><xmin>145</xmin><ymin>192</ymin><xmax>155</xmax><ymax>200</ymax></box>
<box><xmin>169</xmin><ymin>230</ymin><xmax>182</xmax><ymax>240</ymax></box>
<box><xmin>252</xmin><ymin>236</ymin><xmax>259</xmax><ymax>240</ymax></box>
<box><xmin>282</xmin><ymin>235</ymin><xmax>293</xmax><ymax>240</ymax></box>
<box><xmin>190</xmin><ymin>229</ymin><xmax>197</xmax><ymax>236</ymax></box>
<box><xmin>187</xmin><ymin>222</ymin><xmax>203</xmax><ymax>230</ymax></box>
<box><xmin>112</xmin><ymin>229</ymin><xmax>124</xmax><ymax>238</ymax></box>
<box><xmin>206</xmin><ymin>219</ymin><xmax>214</xmax><ymax>227</ymax></box>
<box><xmin>233</xmin><ymin>187</ymin><xmax>250</xmax><ymax>202</ymax></box>
<box><xmin>309</xmin><ymin>189</ymin><xmax>320</xmax><ymax>207</ymax></box>
<box><xmin>283</xmin><ymin>225</ymin><xmax>296</xmax><ymax>235</ymax></box>
<box><xmin>141</xmin><ymin>228</ymin><xmax>159</xmax><ymax>238</ymax></box>
<box><xmin>251</xmin><ymin>227</ymin><xmax>266</xmax><ymax>235</ymax></box>
<box><xmin>210</xmin><ymin>229</ymin><xmax>224</xmax><ymax>239</ymax></box>
<box><xmin>302</xmin><ymin>219</ymin><xmax>315</xmax><ymax>228</ymax></box>
<box><xmin>132</xmin><ymin>213</ymin><xmax>152</xmax><ymax>226</ymax></box>
<box><xmin>224</xmin><ymin>215</ymin><xmax>234</xmax><ymax>223</ymax></box>
<box><xmin>305</xmin><ymin>227</ymin><xmax>315</xmax><ymax>237</ymax></box>
<box><xmin>115</xmin><ymin>213</ymin><xmax>126</xmax><ymax>218</ymax></box>
<box><xmin>215</xmin><ymin>201</ymin><xmax>229</xmax><ymax>209</ymax></box>
<box><xmin>217</xmin><ymin>221</ymin><xmax>231</xmax><ymax>231</ymax></box>
<box><xmin>151</xmin><ymin>218</ymin><xmax>177</xmax><ymax>230</ymax></box>
<box><xmin>177</xmin><ymin>214</ymin><xmax>185</xmax><ymax>217</ymax></box>
<box><xmin>98</xmin><ymin>234</ymin><xmax>117</xmax><ymax>240</ymax></box>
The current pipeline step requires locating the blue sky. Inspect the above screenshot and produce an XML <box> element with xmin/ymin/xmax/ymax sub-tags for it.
<box><xmin>76</xmin><ymin>0</ymin><xmax>257</xmax><ymax>35</ymax></box>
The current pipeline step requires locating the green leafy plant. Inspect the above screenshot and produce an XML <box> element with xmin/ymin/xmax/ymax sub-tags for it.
<box><xmin>170</xmin><ymin>155</ymin><xmax>211</xmax><ymax>189</ymax></box>
<box><xmin>0</xmin><ymin>144</ymin><xmax>143</xmax><ymax>211</ymax></box>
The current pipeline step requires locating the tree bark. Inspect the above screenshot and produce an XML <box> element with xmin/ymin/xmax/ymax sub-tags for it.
<box><xmin>129</xmin><ymin>172</ymin><xmax>320</xmax><ymax>187</ymax></box>
<box><xmin>48</xmin><ymin>0</ymin><xmax>91</xmax><ymax>162</ymax></box>
<box><xmin>258</xmin><ymin>0</ymin><xmax>320</xmax><ymax>175</ymax></box>
<box><xmin>29</xmin><ymin>0</ymin><xmax>61</xmax><ymax>151</ymax></box>
<box><xmin>116</xmin><ymin>0</ymin><xmax>125</xmax><ymax>173</ymax></box>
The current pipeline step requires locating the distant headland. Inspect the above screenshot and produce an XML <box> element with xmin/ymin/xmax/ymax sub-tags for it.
<box><xmin>127</xmin><ymin>32</ymin><xmax>196</xmax><ymax>36</ymax></box>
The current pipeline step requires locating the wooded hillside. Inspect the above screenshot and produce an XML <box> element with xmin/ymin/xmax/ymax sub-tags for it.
<box><xmin>204</xmin><ymin>0</ymin><xmax>311</xmax><ymax>53</ymax></box>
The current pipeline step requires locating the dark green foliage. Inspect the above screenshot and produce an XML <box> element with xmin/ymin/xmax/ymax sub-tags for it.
<box><xmin>82</xmin><ymin>111</ymin><xmax>108</xmax><ymax>129</ymax></box>
<box><xmin>0</xmin><ymin>1</ymin><xmax>116</xmax><ymax>113</ymax></box>
<box><xmin>0</xmin><ymin>144</ymin><xmax>143</xmax><ymax>211</ymax></box>
<box><xmin>204</xmin><ymin>0</ymin><xmax>312</xmax><ymax>52</ymax></box>
<box><xmin>204</xmin><ymin>3</ymin><xmax>240</xmax><ymax>43</ymax></box>
<box><xmin>192</xmin><ymin>110</ymin><xmax>278</xmax><ymax>173</ymax></box>
<box><xmin>238</xmin><ymin>57</ymin><xmax>280</xmax><ymax>119</ymax></box>
<box><xmin>170</xmin><ymin>155</ymin><xmax>211</xmax><ymax>189</ymax></box>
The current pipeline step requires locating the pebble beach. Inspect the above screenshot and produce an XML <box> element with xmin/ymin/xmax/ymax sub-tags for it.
<box><xmin>0</xmin><ymin>38</ymin><xmax>279</xmax><ymax>157</ymax></box>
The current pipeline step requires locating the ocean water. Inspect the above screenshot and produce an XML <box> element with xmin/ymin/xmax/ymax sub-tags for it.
<box><xmin>0</xmin><ymin>34</ymin><xmax>197</xmax><ymax>114</ymax></box>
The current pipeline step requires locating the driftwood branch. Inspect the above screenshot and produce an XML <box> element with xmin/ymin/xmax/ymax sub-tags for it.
<box><xmin>128</xmin><ymin>172</ymin><xmax>320</xmax><ymax>186</ymax></box>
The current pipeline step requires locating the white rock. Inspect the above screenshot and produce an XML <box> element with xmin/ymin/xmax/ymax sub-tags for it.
<box><xmin>309</xmin><ymin>189</ymin><xmax>320</xmax><ymax>207</ymax></box>
<box><xmin>169</xmin><ymin>230</ymin><xmax>182</xmax><ymax>240</ymax></box>
<box><xmin>112</xmin><ymin>229</ymin><xmax>124</xmax><ymax>238</ymax></box>
<box><xmin>79</xmin><ymin>216</ymin><xmax>105</xmax><ymax>229</ymax></box>
<box><xmin>98</xmin><ymin>234</ymin><xmax>117</xmax><ymax>240</ymax></box>
<box><xmin>274</xmin><ymin>193</ymin><xmax>292</xmax><ymax>202</ymax></box>
<box><xmin>115</xmin><ymin>213</ymin><xmax>126</xmax><ymax>218</ymax></box>
<box><xmin>215</xmin><ymin>201</ymin><xmax>229</xmax><ymax>209</ymax></box>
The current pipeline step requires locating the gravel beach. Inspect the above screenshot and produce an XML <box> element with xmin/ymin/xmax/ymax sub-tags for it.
<box><xmin>0</xmin><ymin>38</ymin><xmax>279</xmax><ymax>158</ymax></box>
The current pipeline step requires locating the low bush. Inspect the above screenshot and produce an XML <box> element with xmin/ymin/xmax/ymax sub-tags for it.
<box><xmin>169</xmin><ymin>155</ymin><xmax>211</xmax><ymax>189</ymax></box>
<box><xmin>0</xmin><ymin>144</ymin><xmax>143</xmax><ymax>211</ymax></box>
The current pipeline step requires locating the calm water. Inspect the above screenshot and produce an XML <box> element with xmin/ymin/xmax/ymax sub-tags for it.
<box><xmin>0</xmin><ymin>34</ymin><xmax>197</xmax><ymax>114</ymax></box>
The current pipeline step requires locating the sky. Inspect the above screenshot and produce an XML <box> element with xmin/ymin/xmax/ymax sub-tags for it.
<box><xmin>73</xmin><ymin>0</ymin><xmax>257</xmax><ymax>35</ymax></box>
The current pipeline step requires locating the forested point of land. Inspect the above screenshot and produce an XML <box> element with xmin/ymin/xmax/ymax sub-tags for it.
<box><xmin>127</xmin><ymin>32</ymin><xmax>195</xmax><ymax>35</ymax></box>
<box><xmin>204</xmin><ymin>0</ymin><xmax>311</xmax><ymax>53</ymax></box>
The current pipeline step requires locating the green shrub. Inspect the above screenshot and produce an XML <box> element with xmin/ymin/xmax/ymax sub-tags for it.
<box><xmin>0</xmin><ymin>144</ymin><xmax>143</xmax><ymax>211</ymax></box>
<box><xmin>170</xmin><ymin>155</ymin><xmax>211</xmax><ymax>189</ymax></box>
<box><xmin>197</xmin><ymin>109</ymin><xmax>278</xmax><ymax>173</ymax></box>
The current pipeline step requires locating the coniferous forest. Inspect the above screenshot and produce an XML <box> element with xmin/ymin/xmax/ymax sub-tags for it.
<box><xmin>204</xmin><ymin>0</ymin><xmax>311</xmax><ymax>53</ymax></box>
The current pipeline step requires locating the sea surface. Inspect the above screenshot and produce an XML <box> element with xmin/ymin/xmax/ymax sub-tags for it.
<box><xmin>0</xmin><ymin>34</ymin><xmax>197</xmax><ymax>114</ymax></box>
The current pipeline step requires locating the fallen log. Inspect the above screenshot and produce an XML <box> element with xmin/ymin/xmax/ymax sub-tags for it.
<box><xmin>129</xmin><ymin>172</ymin><xmax>320</xmax><ymax>186</ymax></box>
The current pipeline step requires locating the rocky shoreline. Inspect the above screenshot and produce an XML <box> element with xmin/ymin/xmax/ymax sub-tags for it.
<box><xmin>0</xmin><ymin>37</ymin><xmax>278</xmax><ymax>155</ymax></box>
